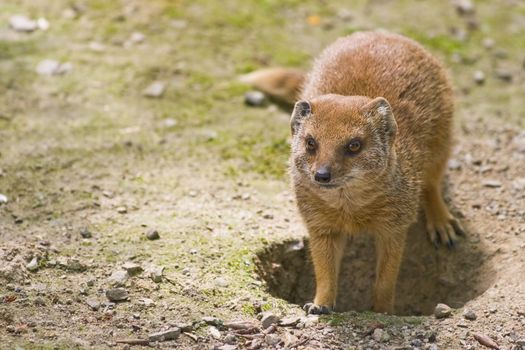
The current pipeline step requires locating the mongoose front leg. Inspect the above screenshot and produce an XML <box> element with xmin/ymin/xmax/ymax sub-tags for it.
<box><xmin>373</xmin><ymin>229</ymin><xmax>407</xmax><ymax>314</ymax></box>
<box><xmin>423</xmin><ymin>183</ymin><xmax>465</xmax><ymax>248</ymax></box>
<box><xmin>304</xmin><ymin>232</ymin><xmax>346</xmax><ymax>315</ymax></box>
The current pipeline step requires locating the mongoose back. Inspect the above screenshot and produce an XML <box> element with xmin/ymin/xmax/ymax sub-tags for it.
<box><xmin>245</xmin><ymin>31</ymin><xmax>464</xmax><ymax>314</ymax></box>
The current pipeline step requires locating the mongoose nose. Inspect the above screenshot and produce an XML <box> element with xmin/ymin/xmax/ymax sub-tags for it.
<box><xmin>314</xmin><ymin>167</ymin><xmax>331</xmax><ymax>183</ymax></box>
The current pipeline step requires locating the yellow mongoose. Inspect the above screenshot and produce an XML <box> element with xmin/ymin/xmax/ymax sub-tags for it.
<box><xmin>244</xmin><ymin>31</ymin><xmax>464</xmax><ymax>314</ymax></box>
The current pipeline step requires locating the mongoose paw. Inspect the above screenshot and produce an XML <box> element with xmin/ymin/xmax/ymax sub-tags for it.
<box><xmin>427</xmin><ymin>217</ymin><xmax>465</xmax><ymax>249</ymax></box>
<box><xmin>303</xmin><ymin>303</ymin><xmax>331</xmax><ymax>315</ymax></box>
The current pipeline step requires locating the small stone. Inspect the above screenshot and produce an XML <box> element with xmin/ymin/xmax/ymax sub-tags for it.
<box><xmin>410</xmin><ymin>338</ymin><xmax>424</xmax><ymax>347</ymax></box>
<box><xmin>482</xmin><ymin>180</ymin><xmax>502</xmax><ymax>188</ymax></box>
<box><xmin>146</xmin><ymin>229</ymin><xmax>160</xmax><ymax>240</ymax></box>
<box><xmin>36</xmin><ymin>60</ymin><xmax>60</xmax><ymax>75</ymax></box>
<box><xmin>148</xmin><ymin>328</ymin><xmax>181</xmax><ymax>342</ymax></box>
<box><xmin>434</xmin><ymin>303</ymin><xmax>452</xmax><ymax>318</ymax></box>
<box><xmin>473</xmin><ymin>70</ymin><xmax>485</xmax><ymax>85</ymax></box>
<box><xmin>9</xmin><ymin>15</ymin><xmax>38</xmax><ymax>32</ymax></box>
<box><xmin>303</xmin><ymin>314</ymin><xmax>319</xmax><ymax>327</ymax></box>
<box><xmin>217</xmin><ymin>345</ymin><xmax>237</xmax><ymax>350</ymax></box>
<box><xmin>80</xmin><ymin>228</ymin><xmax>92</xmax><ymax>239</ymax></box>
<box><xmin>138</xmin><ymin>298</ymin><xmax>155</xmax><ymax>307</ymax></box>
<box><xmin>148</xmin><ymin>266</ymin><xmax>164</xmax><ymax>283</ymax></box>
<box><xmin>208</xmin><ymin>326</ymin><xmax>221</xmax><ymax>339</ymax></box>
<box><xmin>202</xmin><ymin>316</ymin><xmax>222</xmax><ymax>327</ymax></box>
<box><xmin>86</xmin><ymin>298</ymin><xmax>100</xmax><ymax>311</ymax></box>
<box><xmin>223</xmin><ymin>333</ymin><xmax>237</xmax><ymax>345</ymax></box>
<box><xmin>129</xmin><ymin>32</ymin><xmax>145</xmax><ymax>44</ymax></box>
<box><xmin>495</xmin><ymin>69</ymin><xmax>513</xmax><ymax>82</ymax></box>
<box><xmin>105</xmin><ymin>288</ymin><xmax>128</xmax><ymax>302</ymax></box>
<box><xmin>453</xmin><ymin>0</ymin><xmax>475</xmax><ymax>15</ymax></box>
<box><xmin>122</xmin><ymin>262</ymin><xmax>143</xmax><ymax>276</ymax></box>
<box><xmin>482</xmin><ymin>38</ymin><xmax>495</xmax><ymax>50</ymax></box>
<box><xmin>214</xmin><ymin>277</ymin><xmax>229</xmax><ymax>288</ymax></box>
<box><xmin>143</xmin><ymin>81</ymin><xmax>166</xmax><ymax>98</ymax></box>
<box><xmin>109</xmin><ymin>270</ymin><xmax>129</xmax><ymax>286</ymax></box>
<box><xmin>116</xmin><ymin>206</ymin><xmax>127</xmax><ymax>214</ymax></box>
<box><xmin>26</xmin><ymin>258</ymin><xmax>39</xmax><ymax>272</ymax></box>
<box><xmin>261</xmin><ymin>312</ymin><xmax>280</xmax><ymax>329</ymax></box>
<box><xmin>373</xmin><ymin>328</ymin><xmax>384</xmax><ymax>342</ymax></box>
<box><xmin>279</xmin><ymin>316</ymin><xmax>301</xmax><ymax>327</ymax></box>
<box><xmin>36</xmin><ymin>18</ymin><xmax>49</xmax><ymax>30</ymax></box>
<box><xmin>244</xmin><ymin>91</ymin><xmax>266</xmax><ymax>107</ymax></box>
<box><xmin>163</xmin><ymin>118</ymin><xmax>177</xmax><ymax>127</ymax></box>
<box><xmin>512</xmin><ymin>178</ymin><xmax>525</xmax><ymax>191</ymax></box>
<box><xmin>65</xmin><ymin>259</ymin><xmax>87</xmax><ymax>272</ymax></box>
<box><xmin>89</xmin><ymin>41</ymin><xmax>106</xmax><ymax>52</ymax></box>
<box><xmin>448</xmin><ymin>158</ymin><xmax>462</xmax><ymax>170</ymax></box>
<box><xmin>265</xmin><ymin>334</ymin><xmax>281</xmax><ymax>346</ymax></box>
<box><xmin>463</xmin><ymin>309</ymin><xmax>477</xmax><ymax>320</ymax></box>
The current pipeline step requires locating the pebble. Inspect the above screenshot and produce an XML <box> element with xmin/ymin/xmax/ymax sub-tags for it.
<box><xmin>373</xmin><ymin>328</ymin><xmax>384</xmax><ymax>342</ymax></box>
<box><xmin>223</xmin><ymin>333</ymin><xmax>237</xmax><ymax>345</ymax></box>
<box><xmin>244</xmin><ymin>91</ymin><xmax>266</xmax><ymax>107</ymax></box>
<box><xmin>26</xmin><ymin>258</ymin><xmax>39</xmax><ymax>272</ymax></box>
<box><xmin>86</xmin><ymin>298</ymin><xmax>100</xmax><ymax>311</ymax></box>
<box><xmin>265</xmin><ymin>333</ymin><xmax>281</xmax><ymax>346</ymax></box>
<box><xmin>494</xmin><ymin>69</ymin><xmax>513</xmax><ymax>82</ymax></box>
<box><xmin>89</xmin><ymin>41</ymin><xmax>106</xmax><ymax>52</ymax></box>
<box><xmin>138</xmin><ymin>298</ymin><xmax>155</xmax><ymax>307</ymax></box>
<box><xmin>208</xmin><ymin>326</ymin><xmax>221</xmax><ymax>339</ymax></box>
<box><xmin>122</xmin><ymin>262</ymin><xmax>143</xmax><ymax>276</ymax></box>
<box><xmin>36</xmin><ymin>60</ymin><xmax>72</xmax><ymax>76</ymax></box>
<box><xmin>105</xmin><ymin>288</ymin><xmax>129</xmax><ymax>302</ymax></box>
<box><xmin>261</xmin><ymin>312</ymin><xmax>280</xmax><ymax>329</ymax></box>
<box><xmin>109</xmin><ymin>270</ymin><xmax>129</xmax><ymax>286</ymax></box>
<box><xmin>463</xmin><ymin>309</ymin><xmax>477</xmax><ymax>320</ymax></box>
<box><xmin>435</xmin><ymin>303</ymin><xmax>452</xmax><ymax>318</ymax></box>
<box><xmin>302</xmin><ymin>314</ymin><xmax>319</xmax><ymax>327</ymax></box>
<box><xmin>512</xmin><ymin>178</ymin><xmax>525</xmax><ymax>191</ymax></box>
<box><xmin>80</xmin><ymin>228</ymin><xmax>92</xmax><ymax>239</ymax></box>
<box><xmin>9</xmin><ymin>15</ymin><xmax>38</xmax><ymax>32</ymax></box>
<box><xmin>146</xmin><ymin>229</ymin><xmax>160</xmax><ymax>240</ymax></box>
<box><xmin>148</xmin><ymin>266</ymin><xmax>163</xmax><ymax>283</ymax></box>
<box><xmin>448</xmin><ymin>158</ymin><xmax>462</xmax><ymax>170</ymax></box>
<box><xmin>279</xmin><ymin>315</ymin><xmax>301</xmax><ymax>327</ymax></box>
<box><xmin>0</xmin><ymin>194</ymin><xmax>8</xmax><ymax>204</ymax></box>
<box><xmin>143</xmin><ymin>81</ymin><xmax>166</xmax><ymax>98</ymax></box>
<box><xmin>453</xmin><ymin>0</ymin><xmax>475</xmax><ymax>15</ymax></box>
<box><xmin>482</xmin><ymin>179</ymin><xmax>502</xmax><ymax>188</ymax></box>
<box><xmin>482</xmin><ymin>38</ymin><xmax>495</xmax><ymax>50</ymax></box>
<box><xmin>149</xmin><ymin>328</ymin><xmax>181</xmax><ymax>342</ymax></box>
<box><xmin>473</xmin><ymin>70</ymin><xmax>485</xmax><ymax>85</ymax></box>
<box><xmin>202</xmin><ymin>316</ymin><xmax>222</xmax><ymax>326</ymax></box>
<box><xmin>214</xmin><ymin>277</ymin><xmax>229</xmax><ymax>288</ymax></box>
<box><xmin>116</xmin><ymin>206</ymin><xmax>127</xmax><ymax>214</ymax></box>
<box><xmin>129</xmin><ymin>32</ymin><xmax>145</xmax><ymax>44</ymax></box>
<box><xmin>217</xmin><ymin>345</ymin><xmax>237</xmax><ymax>350</ymax></box>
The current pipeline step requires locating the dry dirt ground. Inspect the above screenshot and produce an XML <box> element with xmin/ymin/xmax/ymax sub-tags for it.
<box><xmin>1</xmin><ymin>1</ymin><xmax>525</xmax><ymax>349</ymax></box>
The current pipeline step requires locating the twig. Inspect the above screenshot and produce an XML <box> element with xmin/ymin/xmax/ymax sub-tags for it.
<box><xmin>473</xmin><ymin>333</ymin><xmax>500</xmax><ymax>350</ymax></box>
<box><xmin>183</xmin><ymin>332</ymin><xmax>198</xmax><ymax>342</ymax></box>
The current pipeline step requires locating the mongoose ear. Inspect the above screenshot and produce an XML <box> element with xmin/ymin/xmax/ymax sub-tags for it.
<box><xmin>290</xmin><ymin>100</ymin><xmax>311</xmax><ymax>135</ymax></box>
<box><xmin>363</xmin><ymin>97</ymin><xmax>397</xmax><ymax>143</ymax></box>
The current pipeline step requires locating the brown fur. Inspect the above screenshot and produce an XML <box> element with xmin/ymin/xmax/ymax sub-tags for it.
<box><xmin>245</xmin><ymin>31</ymin><xmax>464</xmax><ymax>314</ymax></box>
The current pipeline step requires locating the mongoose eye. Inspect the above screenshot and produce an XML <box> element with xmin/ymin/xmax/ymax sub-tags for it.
<box><xmin>347</xmin><ymin>139</ymin><xmax>361</xmax><ymax>154</ymax></box>
<box><xmin>305</xmin><ymin>137</ymin><xmax>317</xmax><ymax>152</ymax></box>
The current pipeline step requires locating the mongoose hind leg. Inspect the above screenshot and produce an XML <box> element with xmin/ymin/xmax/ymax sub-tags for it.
<box><xmin>305</xmin><ymin>232</ymin><xmax>346</xmax><ymax>315</ymax></box>
<box><xmin>423</xmin><ymin>176</ymin><xmax>465</xmax><ymax>248</ymax></box>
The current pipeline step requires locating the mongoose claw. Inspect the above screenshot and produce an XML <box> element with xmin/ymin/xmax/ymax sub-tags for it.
<box><xmin>303</xmin><ymin>303</ymin><xmax>331</xmax><ymax>315</ymax></box>
<box><xmin>427</xmin><ymin>217</ymin><xmax>464</xmax><ymax>249</ymax></box>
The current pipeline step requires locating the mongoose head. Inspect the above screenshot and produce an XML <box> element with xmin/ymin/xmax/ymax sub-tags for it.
<box><xmin>290</xmin><ymin>94</ymin><xmax>398</xmax><ymax>190</ymax></box>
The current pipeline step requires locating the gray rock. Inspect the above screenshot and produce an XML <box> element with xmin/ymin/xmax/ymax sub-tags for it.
<box><xmin>105</xmin><ymin>288</ymin><xmax>128</xmax><ymax>302</ymax></box>
<box><xmin>202</xmin><ymin>316</ymin><xmax>222</xmax><ymax>327</ymax></box>
<box><xmin>448</xmin><ymin>158</ymin><xmax>462</xmax><ymax>170</ymax></box>
<box><xmin>373</xmin><ymin>328</ymin><xmax>383</xmax><ymax>342</ymax></box>
<box><xmin>80</xmin><ymin>228</ymin><xmax>92</xmax><ymax>239</ymax></box>
<box><xmin>214</xmin><ymin>277</ymin><xmax>229</xmax><ymax>288</ymax></box>
<box><xmin>217</xmin><ymin>345</ymin><xmax>237</xmax><ymax>350</ymax></box>
<box><xmin>108</xmin><ymin>270</ymin><xmax>129</xmax><ymax>286</ymax></box>
<box><xmin>26</xmin><ymin>258</ymin><xmax>39</xmax><ymax>272</ymax></box>
<box><xmin>0</xmin><ymin>194</ymin><xmax>8</xmax><ymax>204</ymax></box>
<box><xmin>473</xmin><ymin>70</ymin><xmax>485</xmax><ymax>85</ymax></box>
<box><xmin>482</xmin><ymin>38</ymin><xmax>495</xmax><ymax>50</ymax></box>
<box><xmin>86</xmin><ymin>298</ymin><xmax>100</xmax><ymax>311</ymax></box>
<box><xmin>208</xmin><ymin>325</ymin><xmax>221</xmax><ymax>339</ymax></box>
<box><xmin>64</xmin><ymin>259</ymin><xmax>87</xmax><ymax>272</ymax></box>
<box><xmin>148</xmin><ymin>265</ymin><xmax>163</xmax><ymax>283</ymax></box>
<box><xmin>482</xmin><ymin>179</ymin><xmax>502</xmax><ymax>188</ymax></box>
<box><xmin>122</xmin><ymin>262</ymin><xmax>143</xmax><ymax>276</ymax></box>
<box><xmin>148</xmin><ymin>328</ymin><xmax>181</xmax><ymax>342</ymax></box>
<box><xmin>146</xmin><ymin>229</ymin><xmax>160</xmax><ymax>240</ymax></box>
<box><xmin>512</xmin><ymin>178</ymin><xmax>525</xmax><ymax>191</ymax></box>
<box><xmin>223</xmin><ymin>333</ymin><xmax>237</xmax><ymax>345</ymax></box>
<box><xmin>143</xmin><ymin>81</ymin><xmax>166</xmax><ymax>98</ymax></box>
<box><xmin>9</xmin><ymin>15</ymin><xmax>38</xmax><ymax>32</ymax></box>
<box><xmin>261</xmin><ymin>312</ymin><xmax>280</xmax><ymax>329</ymax></box>
<box><xmin>302</xmin><ymin>314</ymin><xmax>319</xmax><ymax>327</ymax></box>
<box><xmin>434</xmin><ymin>303</ymin><xmax>452</xmax><ymax>318</ymax></box>
<box><xmin>495</xmin><ymin>69</ymin><xmax>512</xmax><ymax>82</ymax></box>
<box><xmin>279</xmin><ymin>315</ymin><xmax>301</xmax><ymax>327</ymax></box>
<box><xmin>116</xmin><ymin>206</ymin><xmax>127</xmax><ymax>214</ymax></box>
<box><xmin>463</xmin><ymin>309</ymin><xmax>477</xmax><ymax>320</ymax></box>
<box><xmin>265</xmin><ymin>333</ymin><xmax>281</xmax><ymax>346</ymax></box>
<box><xmin>36</xmin><ymin>60</ymin><xmax>72</xmax><ymax>76</ymax></box>
<box><xmin>453</xmin><ymin>0</ymin><xmax>475</xmax><ymax>15</ymax></box>
<box><xmin>244</xmin><ymin>91</ymin><xmax>266</xmax><ymax>107</ymax></box>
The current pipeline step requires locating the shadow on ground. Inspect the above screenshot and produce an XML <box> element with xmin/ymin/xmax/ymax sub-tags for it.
<box><xmin>255</xmin><ymin>214</ymin><xmax>496</xmax><ymax>315</ymax></box>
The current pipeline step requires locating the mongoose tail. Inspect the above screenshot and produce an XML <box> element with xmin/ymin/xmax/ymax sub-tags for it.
<box><xmin>239</xmin><ymin>67</ymin><xmax>305</xmax><ymax>105</ymax></box>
